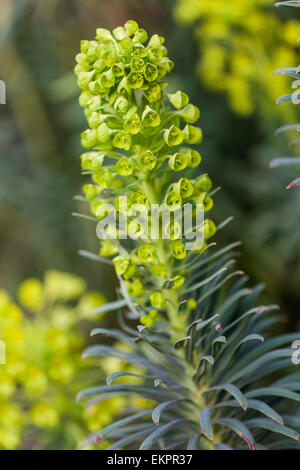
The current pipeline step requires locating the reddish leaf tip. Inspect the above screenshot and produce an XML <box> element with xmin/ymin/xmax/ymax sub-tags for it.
<box><xmin>286</xmin><ymin>181</ymin><xmax>297</xmax><ymax>189</ymax></box>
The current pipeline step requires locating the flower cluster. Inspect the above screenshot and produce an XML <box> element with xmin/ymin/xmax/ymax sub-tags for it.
<box><xmin>175</xmin><ymin>0</ymin><xmax>300</xmax><ymax>118</ymax></box>
<box><xmin>76</xmin><ymin>21</ymin><xmax>216</xmax><ymax>329</ymax></box>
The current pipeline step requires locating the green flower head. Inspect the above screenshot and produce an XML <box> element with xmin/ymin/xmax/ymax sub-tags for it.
<box><xmin>150</xmin><ymin>292</ymin><xmax>165</xmax><ymax>309</ymax></box>
<box><xmin>164</xmin><ymin>125</ymin><xmax>183</xmax><ymax>147</ymax></box>
<box><xmin>139</xmin><ymin>150</ymin><xmax>157</xmax><ymax>172</ymax></box>
<box><xmin>170</xmin><ymin>240</ymin><xmax>187</xmax><ymax>260</ymax></box>
<box><xmin>169</xmin><ymin>153</ymin><xmax>189</xmax><ymax>171</ymax></box>
<box><xmin>138</xmin><ymin>244</ymin><xmax>156</xmax><ymax>263</ymax></box>
<box><xmin>115</xmin><ymin>157</ymin><xmax>134</xmax><ymax>176</ymax></box>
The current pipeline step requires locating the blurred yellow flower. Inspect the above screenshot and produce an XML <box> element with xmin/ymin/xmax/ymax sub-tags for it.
<box><xmin>175</xmin><ymin>0</ymin><xmax>300</xmax><ymax>118</ymax></box>
<box><xmin>18</xmin><ymin>279</ymin><xmax>45</xmax><ymax>311</ymax></box>
<box><xmin>31</xmin><ymin>402</ymin><xmax>59</xmax><ymax>428</ymax></box>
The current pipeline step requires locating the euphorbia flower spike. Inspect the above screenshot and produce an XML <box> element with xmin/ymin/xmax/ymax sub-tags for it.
<box><xmin>75</xmin><ymin>20</ymin><xmax>215</xmax><ymax>332</ymax></box>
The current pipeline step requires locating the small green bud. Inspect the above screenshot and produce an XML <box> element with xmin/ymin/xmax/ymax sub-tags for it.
<box><xmin>127</xmin><ymin>71</ymin><xmax>144</xmax><ymax>89</ymax></box>
<box><xmin>79</xmin><ymin>91</ymin><xmax>94</xmax><ymax>107</ymax></box>
<box><xmin>81</xmin><ymin>129</ymin><xmax>97</xmax><ymax>148</ymax></box>
<box><xmin>77</xmin><ymin>71</ymin><xmax>95</xmax><ymax>89</ymax></box>
<box><xmin>124</xmin><ymin>20</ymin><xmax>139</xmax><ymax>36</ymax></box>
<box><xmin>139</xmin><ymin>150</ymin><xmax>157</xmax><ymax>171</ymax></box>
<box><xmin>88</xmin><ymin>80</ymin><xmax>101</xmax><ymax>94</ymax></box>
<box><xmin>102</xmin><ymin>49</ymin><xmax>118</xmax><ymax>67</ymax></box>
<box><xmin>151</xmin><ymin>263</ymin><xmax>167</xmax><ymax>277</ymax></box>
<box><xmin>115</xmin><ymin>157</ymin><xmax>133</xmax><ymax>176</ymax></box>
<box><xmin>88</xmin><ymin>95</ymin><xmax>102</xmax><ymax>112</ymax></box>
<box><xmin>124</xmin><ymin>113</ymin><xmax>141</xmax><ymax>135</ymax></box>
<box><xmin>113</xmin><ymin>131</ymin><xmax>132</xmax><ymax>151</ymax></box>
<box><xmin>178</xmin><ymin>104</ymin><xmax>200</xmax><ymax>124</ymax></box>
<box><xmin>203</xmin><ymin>195</ymin><xmax>213</xmax><ymax>211</ymax></box>
<box><xmin>150</xmin><ymin>292</ymin><xmax>165</xmax><ymax>309</ymax></box>
<box><xmin>88</xmin><ymin>111</ymin><xmax>102</xmax><ymax>128</ymax></box>
<box><xmin>138</xmin><ymin>243</ymin><xmax>156</xmax><ymax>263</ymax></box>
<box><xmin>114</xmin><ymin>96</ymin><xmax>129</xmax><ymax>114</ymax></box>
<box><xmin>82</xmin><ymin>184</ymin><xmax>101</xmax><ymax>201</ymax></box>
<box><xmin>130</xmin><ymin>57</ymin><xmax>145</xmax><ymax>73</ymax></box>
<box><xmin>182</xmin><ymin>125</ymin><xmax>203</xmax><ymax>144</ymax></box>
<box><xmin>76</xmin><ymin>53</ymin><xmax>88</xmax><ymax>65</ymax></box>
<box><xmin>169</xmin><ymin>153</ymin><xmax>189</xmax><ymax>171</ymax></box>
<box><xmin>87</xmin><ymin>46</ymin><xmax>97</xmax><ymax>61</ymax></box>
<box><xmin>167</xmin><ymin>91</ymin><xmax>189</xmax><ymax>110</ymax></box>
<box><xmin>99</xmin><ymin>239</ymin><xmax>118</xmax><ymax>257</ymax></box>
<box><xmin>144</xmin><ymin>63</ymin><xmax>158</xmax><ymax>82</ymax></box>
<box><xmin>95</xmin><ymin>28</ymin><xmax>113</xmax><ymax>41</ymax></box>
<box><xmin>148</xmin><ymin>34</ymin><xmax>164</xmax><ymax>48</ymax></box>
<box><xmin>100</xmin><ymin>69</ymin><xmax>115</xmax><ymax>89</ymax></box>
<box><xmin>111</xmin><ymin>62</ymin><xmax>125</xmax><ymax>77</ymax></box>
<box><xmin>144</xmin><ymin>84</ymin><xmax>162</xmax><ymax>102</ymax></box>
<box><xmin>174</xmin><ymin>178</ymin><xmax>194</xmax><ymax>198</ymax></box>
<box><xmin>165</xmin><ymin>191</ymin><xmax>182</xmax><ymax>211</ymax></box>
<box><xmin>130</xmin><ymin>191</ymin><xmax>148</xmax><ymax>205</ymax></box>
<box><xmin>113</xmin><ymin>256</ymin><xmax>130</xmax><ymax>276</ymax></box>
<box><xmin>185</xmin><ymin>149</ymin><xmax>202</xmax><ymax>168</ymax></box>
<box><xmin>97</xmin><ymin>123</ymin><xmax>113</xmax><ymax>143</ymax></box>
<box><xmin>93</xmin><ymin>59</ymin><xmax>106</xmax><ymax>72</ymax></box>
<box><xmin>112</xmin><ymin>26</ymin><xmax>127</xmax><ymax>41</ymax></box>
<box><xmin>170</xmin><ymin>240</ymin><xmax>186</xmax><ymax>260</ymax></box>
<box><xmin>133</xmin><ymin>29</ymin><xmax>148</xmax><ymax>44</ymax></box>
<box><xmin>141</xmin><ymin>310</ymin><xmax>160</xmax><ymax>327</ymax></box>
<box><xmin>81</xmin><ymin>152</ymin><xmax>104</xmax><ymax>170</ymax></box>
<box><xmin>172</xmin><ymin>275</ymin><xmax>185</xmax><ymax>290</ymax></box>
<box><xmin>142</xmin><ymin>106</ymin><xmax>161</xmax><ymax>127</ymax></box>
<box><xmin>133</xmin><ymin>43</ymin><xmax>148</xmax><ymax>58</ymax></box>
<box><xmin>203</xmin><ymin>220</ymin><xmax>216</xmax><ymax>239</ymax></box>
<box><xmin>120</xmin><ymin>37</ymin><xmax>134</xmax><ymax>53</ymax></box>
<box><xmin>80</xmin><ymin>40</ymin><xmax>90</xmax><ymax>54</ymax></box>
<box><xmin>126</xmin><ymin>279</ymin><xmax>144</xmax><ymax>297</ymax></box>
<box><xmin>196</xmin><ymin>175</ymin><xmax>212</xmax><ymax>193</ymax></box>
<box><xmin>164</xmin><ymin>125</ymin><xmax>183</xmax><ymax>147</ymax></box>
<box><xmin>92</xmin><ymin>169</ymin><xmax>112</xmax><ymax>188</ymax></box>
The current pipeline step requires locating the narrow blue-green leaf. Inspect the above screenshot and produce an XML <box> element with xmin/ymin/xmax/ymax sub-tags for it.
<box><xmin>275</xmin><ymin>123</ymin><xmax>300</xmax><ymax>135</ymax></box>
<box><xmin>184</xmin><ymin>267</ymin><xmax>227</xmax><ymax>293</ymax></box>
<box><xmin>214</xmin><ymin>443</ymin><xmax>233</xmax><ymax>450</ymax></box>
<box><xmin>275</xmin><ymin>1</ymin><xmax>300</xmax><ymax>7</ymax></box>
<box><xmin>78</xmin><ymin>249</ymin><xmax>113</xmax><ymax>265</ymax></box>
<box><xmin>90</xmin><ymin>328</ymin><xmax>133</xmax><ymax>343</ymax></box>
<box><xmin>107</xmin><ymin>428</ymin><xmax>154</xmax><ymax>450</ymax></box>
<box><xmin>187</xmin><ymin>433</ymin><xmax>200</xmax><ymax>450</ymax></box>
<box><xmin>152</xmin><ymin>399</ymin><xmax>187</xmax><ymax>425</ymax></box>
<box><xmin>246</xmin><ymin>387</ymin><xmax>300</xmax><ymax>401</ymax></box>
<box><xmin>246</xmin><ymin>418</ymin><xmax>300</xmax><ymax>442</ymax></box>
<box><xmin>209</xmin><ymin>384</ymin><xmax>248</xmax><ymax>411</ymax></box>
<box><xmin>286</xmin><ymin>177</ymin><xmax>300</xmax><ymax>189</ymax></box>
<box><xmin>83</xmin><ymin>410</ymin><xmax>151</xmax><ymax>447</ymax></box>
<box><xmin>228</xmin><ymin>349</ymin><xmax>292</xmax><ymax>383</ymax></box>
<box><xmin>106</xmin><ymin>371</ymin><xmax>154</xmax><ymax>386</ymax></box>
<box><xmin>200</xmin><ymin>407</ymin><xmax>213</xmax><ymax>440</ymax></box>
<box><xmin>270</xmin><ymin>157</ymin><xmax>300</xmax><ymax>168</ymax></box>
<box><xmin>92</xmin><ymin>299</ymin><xmax>126</xmax><ymax>315</ymax></box>
<box><xmin>140</xmin><ymin>419</ymin><xmax>185</xmax><ymax>450</ymax></box>
<box><xmin>216</xmin><ymin>418</ymin><xmax>256</xmax><ymax>450</ymax></box>
<box><xmin>276</xmin><ymin>93</ymin><xmax>300</xmax><ymax>104</ymax></box>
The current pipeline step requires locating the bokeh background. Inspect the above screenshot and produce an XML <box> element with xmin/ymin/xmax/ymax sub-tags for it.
<box><xmin>0</xmin><ymin>0</ymin><xmax>300</xmax><ymax>449</ymax></box>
